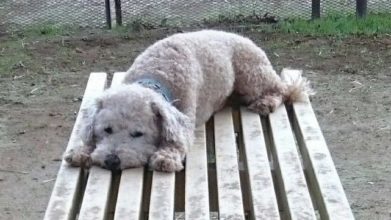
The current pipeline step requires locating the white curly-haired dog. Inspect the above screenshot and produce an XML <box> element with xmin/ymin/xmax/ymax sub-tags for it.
<box><xmin>64</xmin><ymin>30</ymin><xmax>313</xmax><ymax>172</ymax></box>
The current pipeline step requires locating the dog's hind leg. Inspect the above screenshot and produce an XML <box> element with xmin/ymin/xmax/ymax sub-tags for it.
<box><xmin>246</xmin><ymin>93</ymin><xmax>284</xmax><ymax>115</ymax></box>
<box><xmin>232</xmin><ymin>42</ymin><xmax>286</xmax><ymax>115</ymax></box>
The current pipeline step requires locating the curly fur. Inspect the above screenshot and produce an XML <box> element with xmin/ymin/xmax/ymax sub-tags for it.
<box><xmin>281</xmin><ymin>68</ymin><xmax>315</xmax><ymax>104</ymax></box>
<box><xmin>64</xmin><ymin>30</ymin><xmax>313</xmax><ymax>172</ymax></box>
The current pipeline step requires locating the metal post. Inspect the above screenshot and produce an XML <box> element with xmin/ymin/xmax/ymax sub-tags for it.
<box><xmin>114</xmin><ymin>0</ymin><xmax>122</xmax><ymax>26</ymax></box>
<box><xmin>356</xmin><ymin>0</ymin><xmax>367</xmax><ymax>18</ymax></box>
<box><xmin>105</xmin><ymin>0</ymin><xmax>112</xmax><ymax>29</ymax></box>
<box><xmin>312</xmin><ymin>0</ymin><xmax>321</xmax><ymax>19</ymax></box>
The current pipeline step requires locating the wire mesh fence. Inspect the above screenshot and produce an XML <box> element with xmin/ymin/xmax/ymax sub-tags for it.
<box><xmin>119</xmin><ymin>0</ymin><xmax>312</xmax><ymax>28</ymax></box>
<box><xmin>0</xmin><ymin>0</ymin><xmax>108</xmax><ymax>29</ymax></box>
<box><xmin>323</xmin><ymin>0</ymin><xmax>391</xmax><ymax>15</ymax></box>
<box><xmin>0</xmin><ymin>0</ymin><xmax>391</xmax><ymax>31</ymax></box>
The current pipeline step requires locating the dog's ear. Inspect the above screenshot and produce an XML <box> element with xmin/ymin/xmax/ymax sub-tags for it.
<box><xmin>151</xmin><ymin>99</ymin><xmax>192</xmax><ymax>148</ymax></box>
<box><xmin>79</xmin><ymin>98</ymin><xmax>102</xmax><ymax>146</ymax></box>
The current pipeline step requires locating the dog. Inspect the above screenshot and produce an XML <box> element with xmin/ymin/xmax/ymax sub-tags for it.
<box><xmin>64</xmin><ymin>30</ymin><xmax>313</xmax><ymax>172</ymax></box>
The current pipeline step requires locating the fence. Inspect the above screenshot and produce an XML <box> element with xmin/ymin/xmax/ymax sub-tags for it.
<box><xmin>0</xmin><ymin>0</ymin><xmax>390</xmax><ymax>30</ymax></box>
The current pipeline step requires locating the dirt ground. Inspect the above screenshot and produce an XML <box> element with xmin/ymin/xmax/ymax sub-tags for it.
<box><xmin>0</xmin><ymin>28</ymin><xmax>390</xmax><ymax>220</ymax></box>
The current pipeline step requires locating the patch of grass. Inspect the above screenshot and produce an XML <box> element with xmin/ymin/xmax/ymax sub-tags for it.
<box><xmin>8</xmin><ymin>23</ymin><xmax>77</xmax><ymax>39</ymax></box>
<box><xmin>111</xmin><ymin>17</ymin><xmax>175</xmax><ymax>35</ymax></box>
<box><xmin>278</xmin><ymin>13</ymin><xmax>391</xmax><ymax>36</ymax></box>
<box><xmin>0</xmin><ymin>34</ymin><xmax>74</xmax><ymax>76</ymax></box>
<box><xmin>203</xmin><ymin>12</ymin><xmax>278</xmax><ymax>27</ymax></box>
<box><xmin>1</xmin><ymin>23</ymin><xmax>80</xmax><ymax>76</ymax></box>
<box><xmin>127</xmin><ymin>19</ymin><xmax>155</xmax><ymax>31</ymax></box>
<box><xmin>0</xmin><ymin>40</ymin><xmax>33</xmax><ymax>76</ymax></box>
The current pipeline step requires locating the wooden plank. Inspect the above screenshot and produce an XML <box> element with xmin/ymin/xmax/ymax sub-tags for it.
<box><xmin>78</xmin><ymin>167</ymin><xmax>112</xmax><ymax>220</ymax></box>
<box><xmin>283</xmin><ymin>69</ymin><xmax>354</xmax><ymax>219</ymax></box>
<box><xmin>114</xmin><ymin>168</ymin><xmax>145</xmax><ymax>220</ymax></box>
<box><xmin>149</xmin><ymin>172</ymin><xmax>176</xmax><ymax>220</ymax></box>
<box><xmin>78</xmin><ymin>72</ymin><xmax>117</xmax><ymax>220</ymax></box>
<box><xmin>268</xmin><ymin>104</ymin><xmax>317</xmax><ymax>220</ymax></box>
<box><xmin>111</xmin><ymin>72</ymin><xmax>146</xmax><ymax>220</ymax></box>
<box><xmin>111</xmin><ymin>71</ymin><xmax>126</xmax><ymax>86</ymax></box>
<box><xmin>185</xmin><ymin>125</ymin><xmax>210</xmax><ymax>220</ymax></box>
<box><xmin>214</xmin><ymin>108</ymin><xmax>245</xmax><ymax>220</ymax></box>
<box><xmin>240</xmin><ymin>108</ymin><xmax>280</xmax><ymax>220</ymax></box>
<box><xmin>44</xmin><ymin>73</ymin><xmax>107</xmax><ymax>220</ymax></box>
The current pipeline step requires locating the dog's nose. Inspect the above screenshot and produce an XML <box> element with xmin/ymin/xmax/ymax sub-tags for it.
<box><xmin>104</xmin><ymin>154</ymin><xmax>120</xmax><ymax>170</ymax></box>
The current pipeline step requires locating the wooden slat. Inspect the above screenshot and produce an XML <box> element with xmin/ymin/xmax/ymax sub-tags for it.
<box><xmin>282</xmin><ymin>69</ymin><xmax>354</xmax><ymax>219</ymax></box>
<box><xmin>79</xmin><ymin>72</ymin><xmax>116</xmax><ymax>220</ymax></box>
<box><xmin>185</xmin><ymin>125</ymin><xmax>210</xmax><ymax>220</ymax></box>
<box><xmin>214</xmin><ymin>108</ymin><xmax>245</xmax><ymax>220</ymax></box>
<box><xmin>268</xmin><ymin>105</ymin><xmax>316</xmax><ymax>220</ymax></box>
<box><xmin>111</xmin><ymin>72</ymin><xmax>146</xmax><ymax>220</ymax></box>
<box><xmin>114</xmin><ymin>168</ymin><xmax>145</xmax><ymax>220</ymax></box>
<box><xmin>111</xmin><ymin>71</ymin><xmax>126</xmax><ymax>86</ymax></box>
<box><xmin>240</xmin><ymin>108</ymin><xmax>280</xmax><ymax>219</ymax></box>
<box><xmin>149</xmin><ymin>172</ymin><xmax>176</xmax><ymax>220</ymax></box>
<box><xmin>78</xmin><ymin>167</ymin><xmax>112</xmax><ymax>220</ymax></box>
<box><xmin>293</xmin><ymin>102</ymin><xmax>355</xmax><ymax>220</ymax></box>
<box><xmin>44</xmin><ymin>73</ymin><xmax>107</xmax><ymax>220</ymax></box>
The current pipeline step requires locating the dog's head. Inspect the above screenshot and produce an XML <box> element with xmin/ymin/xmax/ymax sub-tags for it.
<box><xmin>79</xmin><ymin>84</ymin><xmax>190</xmax><ymax>170</ymax></box>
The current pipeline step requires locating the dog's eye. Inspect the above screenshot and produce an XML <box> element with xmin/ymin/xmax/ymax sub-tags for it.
<box><xmin>104</xmin><ymin>127</ymin><xmax>113</xmax><ymax>134</ymax></box>
<box><xmin>130</xmin><ymin>131</ymin><xmax>143</xmax><ymax>138</ymax></box>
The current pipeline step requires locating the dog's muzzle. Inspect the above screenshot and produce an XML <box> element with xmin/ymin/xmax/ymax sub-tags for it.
<box><xmin>104</xmin><ymin>154</ymin><xmax>121</xmax><ymax>170</ymax></box>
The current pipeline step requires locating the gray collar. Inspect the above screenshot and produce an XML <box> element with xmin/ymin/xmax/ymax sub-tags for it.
<box><xmin>135</xmin><ymin>77</ymin><xmax>174</xmax><ymax>103</ymax></box>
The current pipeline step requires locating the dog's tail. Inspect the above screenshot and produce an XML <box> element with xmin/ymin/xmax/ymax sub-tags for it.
<box><xmin>281</xmin><ymin>68</ymin><xmax>315</xmax><ymax>104</ymax></box>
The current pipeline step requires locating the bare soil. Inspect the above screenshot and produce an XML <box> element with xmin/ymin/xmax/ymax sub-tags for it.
<box><xmin>0</xmin><ymin>29</ymin><xmax>390</xmax><ymax>220</ymax></box>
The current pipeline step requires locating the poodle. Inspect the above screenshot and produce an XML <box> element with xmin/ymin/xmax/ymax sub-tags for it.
<box><xmin>64</xmin><ymin>30</ymin><xmax>313</xmax><ymax>172</ymax></box>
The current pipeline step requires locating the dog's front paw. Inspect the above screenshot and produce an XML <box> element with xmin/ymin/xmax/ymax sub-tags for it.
<box><xmin>64</xmin><ymin>149</ymin><xmax>92</xmax><ymax>168</ymax></box>
<box><xmin>149</xmin><ymin>149</ymin><xmax>184</xmax><ymax>172</ymax></box>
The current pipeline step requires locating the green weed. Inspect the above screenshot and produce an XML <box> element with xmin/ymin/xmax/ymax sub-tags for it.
<box><xmin>278</xmin><ymin>13</ymin><xmax>391</xmax><ymax>36</ymax></box>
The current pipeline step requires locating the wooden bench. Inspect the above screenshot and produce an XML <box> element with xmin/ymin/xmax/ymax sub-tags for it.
<box><xmin>44</xmin><ymin>70</ymin><xmax>354</xmax><ymax>220</ymax></box>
